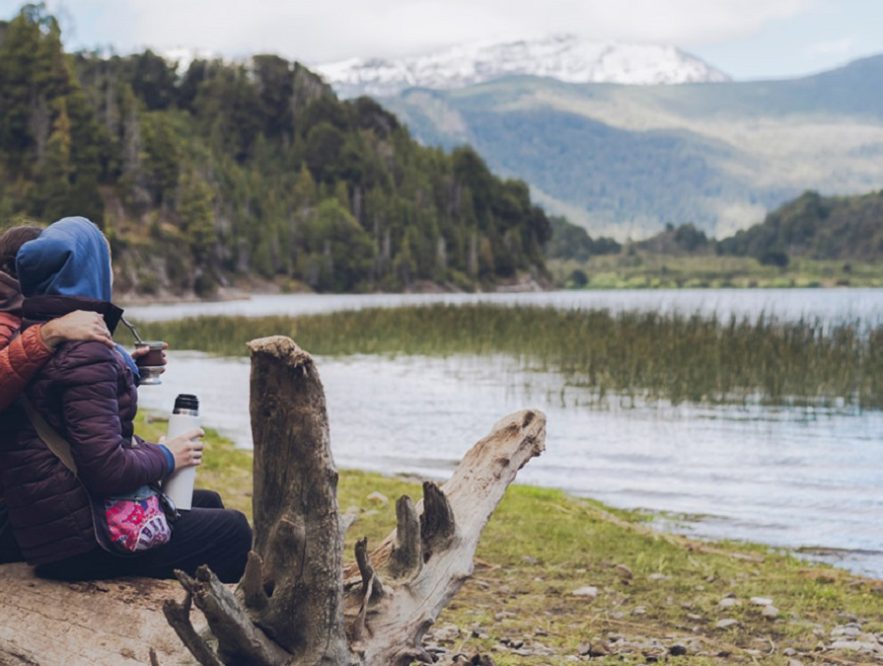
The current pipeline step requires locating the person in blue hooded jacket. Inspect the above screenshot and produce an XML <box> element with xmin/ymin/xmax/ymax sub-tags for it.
<box><xmin>1</xmin><ymin>217</ymin><xmax>251</xmax><ymax>582</ymax></box>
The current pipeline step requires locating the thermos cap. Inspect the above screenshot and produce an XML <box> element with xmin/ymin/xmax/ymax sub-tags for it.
<box><xmin>173</xmin><ymin>394</ymin><xmax>199</xmax><ymax>413</ymax></box>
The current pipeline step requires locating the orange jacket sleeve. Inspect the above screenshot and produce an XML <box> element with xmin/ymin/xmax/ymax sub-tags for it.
<box><xmin>0</xmin><ymin>317</ymin><xmax>53</xmax><ymax>412</ymax></box>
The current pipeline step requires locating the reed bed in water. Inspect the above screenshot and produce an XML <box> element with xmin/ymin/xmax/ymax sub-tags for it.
<box><xmin>139</xmin><ymin>304</ymin><xmax>883</xmax><ymax>408</ymax></box>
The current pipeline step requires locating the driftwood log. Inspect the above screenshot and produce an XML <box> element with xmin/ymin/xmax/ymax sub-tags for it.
<box><xmin>166</xmin><ymin>336</ymin><xmax>546</xmax><ymax>665</ymax></box>
<box><xmin>0</xmin><ymin>335</ymin><xmax>545</xmax><ymax>665</ymax></box>
<box><xmin>0</xmin><ymin>564</ymin><xmax>200</xmax><ymax>665</ymax></box>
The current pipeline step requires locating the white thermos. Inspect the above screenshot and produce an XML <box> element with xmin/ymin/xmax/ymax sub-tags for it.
<box><xmin>163</xmin><ymin>394</ymin><xmax>200</xmax><ymax>510</ymax></box>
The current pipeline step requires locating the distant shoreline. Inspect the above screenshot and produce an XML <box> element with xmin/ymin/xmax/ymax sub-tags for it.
<box><xmin>118</xmin><ymin>280</ymin><xmax>873</xmax><ymax>309</ymax></box>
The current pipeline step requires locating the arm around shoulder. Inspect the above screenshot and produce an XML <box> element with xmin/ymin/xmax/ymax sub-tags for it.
<box><xmin>0</xmin><ymin>325</ymin><xmax>53</xmax><ymax>412</ymax></box>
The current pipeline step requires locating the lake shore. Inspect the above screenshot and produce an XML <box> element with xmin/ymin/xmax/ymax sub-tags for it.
<box><xmin>117</xmin><ymin>272</ymin><xmax>549</xmax><ymax>307</ymax></box>
<box><xmin>117</xmin><ymin>259</ymin><xmax>883</xmax><ymax>310</ymax></box>
<box><xmin>124</xmin><ymin>287</ymin><xmax>883</xmax><ymax>327</ymax></box>
<box><xmin>119</xmin><ymin>282</ymin><xmax>875</xmax><ymax>312</ymax></box>
<box><xmin>142</xmin><ymin>414</ymin><xmax>883</xmax><ymax>665</ymax></box>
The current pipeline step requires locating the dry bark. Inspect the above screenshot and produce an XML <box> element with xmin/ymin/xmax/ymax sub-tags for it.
<box><xmin>0</xmin><ymin>563</ymin><xmax>198</xmax><ymax>665</ymax></box>
<box><xmin>164</xmin><ymin>335</ymin><xmax>545</xmax><ymax>665</ymax></box>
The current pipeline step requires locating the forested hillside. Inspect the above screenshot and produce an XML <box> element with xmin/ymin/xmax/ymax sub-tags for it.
<box><xmin>546</xmin><ymin>216</ymin><xmax>620</xmax><ymax>261</ymax></box>
<box><xmin>0</xmin><ymin>5</ymin><xmax>551</xmax><ymax>296</ymax></box>
<box><xmin>550</xmin><ymin>187</ymin><xmax>883</xmax><ymax>266</ymax></box>
<box><xmin>717</xmin><ymin>190</ymin><xmax>883</xmax><ymax>264</ymax></box>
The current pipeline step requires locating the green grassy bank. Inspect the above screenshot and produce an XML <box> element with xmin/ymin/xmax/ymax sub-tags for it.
<box><xmin>138</xmin><ymin>415</ymin><xmax>883</xmax><ymax>664</ymax></box>
<box><xmin>550</xmin><ymin>255</ymin><xmax>883</xmax><ymax>290</ymax></box>
<box><xmin>140</xmin><ymin>304</ymin><xmax>883</xmax><ymax>408</ymax></box>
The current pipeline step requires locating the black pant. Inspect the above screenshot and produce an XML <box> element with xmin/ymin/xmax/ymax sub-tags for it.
<box><xmin>0</xmin><ymin>507</ymin><xmax>23</xmax><ymax>564</ymax></box>
<box><xmin>38</xmin><ymin>490</ymin><xmax>252</xmax><ymax>583</ymax></box>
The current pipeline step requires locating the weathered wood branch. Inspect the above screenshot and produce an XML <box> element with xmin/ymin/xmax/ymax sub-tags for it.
<box><xmin>389</xmin><ymin>495</ymin><xmax>421</xmax><ymax>579</ymax></box>
<box><xmin>176</xmin><ymin>566</ymin><xmax>289</xmax><ymax>665</ymax></box>
<box><xmin>239</xmin><ymin>551</ymin><xmax>270</xmax><ymax>612</ymax></box>
<box><xmin>344</xmin><ymin>409</ymin><xmax>546</xmax><ymax>665</ymax></box>
<box><xmin>161</xmin><ymin>335</ymin><xmax>546</xmax><ymax>665</ymax></box>
<box><xmin>420</xmin><ymin>481</ymin><xmax>456</xmax><ymax>558</ymax></box>
<box><xmin>355</xmin><ymin>537</ymin><xmax>385</xmax><ymax>601</ymax></box>
<box><xmin>163</xmin><ymin>590</ymin><xmax>223</xmax><ymax>666</ymax></box>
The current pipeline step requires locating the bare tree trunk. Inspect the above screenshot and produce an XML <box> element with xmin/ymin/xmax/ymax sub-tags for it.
<box><xmin>165</xmin><ymin>336</ymin><xmax>545</xmax><ymax>665</ymax></box>
<box><xmin>245</xmin><ymin>336</ymin><xmax>351</xmax><ymax>663</ymax></box>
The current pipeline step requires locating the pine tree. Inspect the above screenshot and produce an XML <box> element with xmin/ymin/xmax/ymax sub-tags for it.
<box><xmin>37</xmin><ymin>99</ymin><xmax>73</xmax><ymax>220</ymax></box>
<box><xmin>177</xmin><ymin>168</ymin><xmax>217</xmax><ymax>258</ymax></box>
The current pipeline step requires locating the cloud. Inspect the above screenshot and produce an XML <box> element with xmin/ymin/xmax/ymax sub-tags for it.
<box><xmin>39</xmin><ymin>0</ymin><xmax>812</xmax><ymax>63</ymax></box>
<box><xmin>806</xmin><ymin>37</ymin><xmax>855</xmax><ymax>56</ymax></box>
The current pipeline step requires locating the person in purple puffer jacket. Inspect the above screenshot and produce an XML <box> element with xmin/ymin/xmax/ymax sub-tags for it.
<box><xmin>0</xmin><ymin>216</ymin><xmax>251</xmax><ymax>582</ymax></box>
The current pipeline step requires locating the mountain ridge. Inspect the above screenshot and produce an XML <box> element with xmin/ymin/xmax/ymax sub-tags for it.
<box><xmin>378</xmin><ymin>53</ymin><xmax>883</xmax><ymax>239</ymax></box>
<box><xmin>316</xmin><ymin>34</ymin><xmax>730</xmax><ymax>98</ymax></box>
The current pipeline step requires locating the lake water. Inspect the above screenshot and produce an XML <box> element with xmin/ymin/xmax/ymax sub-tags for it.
<box><xmin>131</xmin><ymin>290</ymin><xmax>883</xmax><ymax>578</ymax></box>
<box><xmin>125</xmin><ymin>288</ymin><xmax>883</xmax><ymax>324</ymax></box>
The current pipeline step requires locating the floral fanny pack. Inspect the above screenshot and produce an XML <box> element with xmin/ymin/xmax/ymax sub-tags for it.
<box><xmin>103</xmin><ymin>485</ymin><xmax>175</xmax><ymax>553</ymax></box>
<box><xmin>21</xmin><ymin>397</ymin><xmax>175</xmax><ymax>554</ymax></box>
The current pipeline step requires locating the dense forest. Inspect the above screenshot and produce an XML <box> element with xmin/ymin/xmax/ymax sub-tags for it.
<box><xmin>568</xmin><ymin>188</ymin><xmax>883</xmax><ymax>266</ymax></box>
<box><xmin>717</xmin><ymin>190</ymin><xmax>883</xmax><ymax>265</ymax></box>
<box><xmin>0</xmin><ymin>5</ymin><xmax>551</xmax><ymax>296</ymax></box>
<box><xmin>545</xmin><ymin>216</ymin><xmax>620</xmax><ymax>261</ymax></box>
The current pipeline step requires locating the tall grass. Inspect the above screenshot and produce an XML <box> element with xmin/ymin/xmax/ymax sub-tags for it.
<box><xmin>138</xmin><ymin>304</ymin><xmax>883</xmax><ymax>408</ymax></box>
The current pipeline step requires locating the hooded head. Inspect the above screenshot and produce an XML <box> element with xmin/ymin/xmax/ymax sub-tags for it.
<box><xmin>0</xmin><ymin>225</ymin><xmax>42</xmax><ymax>279</ymax></box>
<box><xmin>16</xmin><ymin>217</ymin><xmax>113</xmax><ymax>301</ymax></box>
<box><xmin>0</xmin><ymin>225</ymin><xmax>42</xmax><ymax>315</ymax></box>
<box><xmin>16</xmin><ymin>217</ymin><xmax>140</xmax><ymax>380</ymax></box>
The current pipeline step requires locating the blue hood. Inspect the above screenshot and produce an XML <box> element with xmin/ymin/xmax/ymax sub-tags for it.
<box><xmin>16</xmin><ymin>217</ymin><xmax>141</xmax><ymax>382</ymax></box>
<box><xmin>16</xmin><ymin>217</ymin><xmax>112</xmax><ymax>300</ymax></box>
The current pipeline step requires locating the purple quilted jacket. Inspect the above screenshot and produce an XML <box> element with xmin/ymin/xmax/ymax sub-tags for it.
<box><xmin>0</xmin><ymin>300</ymin><xmax>170</xmax><ymax>565</ymax></box>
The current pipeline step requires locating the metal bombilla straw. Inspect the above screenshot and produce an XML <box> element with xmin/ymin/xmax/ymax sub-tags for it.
<box><xmin>120</xmin><ymin>316</ymin><xmax>145</xmax><ymax>345</ymax></box>
<box><xmin>120</xmin><ymin>317</ymin><xmax>164</xmax><ymax>385</ymax></box>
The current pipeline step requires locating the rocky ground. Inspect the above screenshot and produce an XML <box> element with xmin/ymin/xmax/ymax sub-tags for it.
<box><xmin>422</xmin><ymin>602</ymin><xmax>883</xmax><ymax>664</ymax></box>
<box><xmin>345</xmin><ymin>489</ymin><xmax>883</xmax><ymax>666</ymax></box>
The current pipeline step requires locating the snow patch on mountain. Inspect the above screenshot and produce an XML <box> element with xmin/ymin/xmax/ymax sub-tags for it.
<box><xmin>316</xmin><ymin>35</ymin><xmax>730</xmax><ymax>98</ymax></box>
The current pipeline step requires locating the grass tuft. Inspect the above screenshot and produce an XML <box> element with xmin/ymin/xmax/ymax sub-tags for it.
<box><xmin>139</xmin><ymin>304</ymin><xmax>883</xmax><ymax>408</ymax></box>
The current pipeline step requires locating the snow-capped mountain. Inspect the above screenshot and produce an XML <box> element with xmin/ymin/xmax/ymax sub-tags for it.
<box><xmin>316</xmin><ymin>35</ymin><xmax>730</xmax><ymax>98</ymax></box>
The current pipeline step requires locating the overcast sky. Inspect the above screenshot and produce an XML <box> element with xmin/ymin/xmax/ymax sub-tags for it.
<box><xmin>2</xmin><ymin>0</ymin><xmax>881</xmax><ymax>79</ymax></box>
